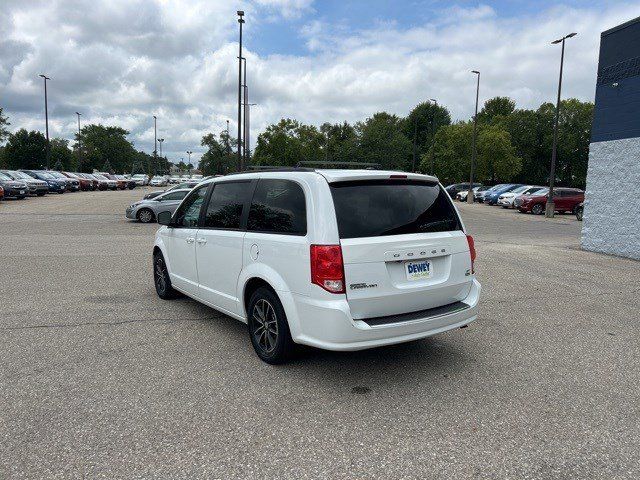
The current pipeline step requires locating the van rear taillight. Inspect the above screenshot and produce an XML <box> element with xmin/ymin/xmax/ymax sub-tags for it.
<box><xmin>466</xmin><ymin>234</ymin><xmax>476</xmax><ymax>273</ymax></box>
<box><xmin>310</xmin><ymin>245</ymin><xmax>345</xmax><ymax>294</ymax></box>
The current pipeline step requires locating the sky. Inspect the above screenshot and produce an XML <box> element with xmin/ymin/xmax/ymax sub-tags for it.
<box><xmin>1</xmin><ymin>0</ymin><xmax>639</xmax><ymax>165</ymax></box>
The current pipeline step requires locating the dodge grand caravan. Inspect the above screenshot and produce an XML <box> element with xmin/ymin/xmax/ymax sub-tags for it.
<box><xmin>153</xmin><ymin>169</ymin><xmax>481</xmax><ymax>363</ymax></box>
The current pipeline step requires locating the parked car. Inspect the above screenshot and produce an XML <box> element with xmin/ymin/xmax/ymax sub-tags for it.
<box><xmin>472</xmin><ymin>185</ymin><xmax>493</xmax><ymax>202</ymax></box>
<box><xmin>143</xmin><ymin>181</ymin><xmax>200</xmax><ymax>200</ymax></box>
<box><xmin>101</xmin><ymin>173</ymin><xmax>128</xmax><ymax>190</ymax></box>
<box><xmin>575</xmin><ymin>202</ymin><xmax>584</xmax><ymax>221</ymax></box>
<box><xmin>116</xmin><ymin>175</ymin><xmax>137</xmax><ymax>189</ymax></box>
<box><xmin>92</xmin><ymin>173</ymin><xmax>118</xmax><ymax>190</ymax></box>
<box><xmin>149</xmin><ymin>175</ymin><xmax>168</xmax><ymax>187</ymax></box>
<box><xmin>1</xmin><ymin>170</ymin><xmax>49</xmax><ymax>196</ymax></box>
<box><xmin>47</xmin><ymin>171</ymin><xmax>80</xmax><ymax>191</ymax></box>
<box><xmin>169</xmin><ymin>175</ymin><xmax>181</xmax><ymax>184</ymax></box>
<box><xmin>0</xmin><ymin>172</ymin><xmax>28</xmax><ymax>199</ymax></box>
<box><xmin>125</xmin><ymin>188</ymin><xmax>191</xmax><ymax>223</ymax></box>
<box><xmin>73</xmin><ymin>173</ymin><xmax>98</xmax><ymax>190</ymax></box>
<box><xmin>61</xmin><ymin>172</ymin><xmax>92</xmax><ymax>191</ymax></box>
<box><xmin>484</xmin><ymin>184</ymin><xmax>524</xmax><ymax>205</ymax></box>
<box><xmin>21</xmin><ymin>170</ymin><xmax>67</xmax><ymax>194</ymax></box>
<box><xmin>152</xmin><ymin>170</ymin><xmax>480</xmax><ymax>364</ymax></box>
<box><xmin>445</xmin><ymin>182</ymin><xmax>482</xmax><ymax>198</ymax></box>
<box><xmin>475</xmin><ymin>184</ymin><xmax>506</xmax><ymax>203</ymax></box>
<box><xmin>190</xmin><ymin>174</ymin><xmax>203</xmax><ymax>181</ymax></box>
<box><xmin>518</xmin><ymin>188</ymin><xmax>585</xmax><ymax>215</ymax></box>
<box><xmin>497</xmin><ymin>185</ymin><xmax>545</xmax><ymax>208</ymax></box>
<box><xmin>456</xmin><ymin>185</ymin><xmax>487</xmax><ymax>202</ymax></box>
<box><xmin>131</xmin><ymin>174</ymin><xmax>150</xmax><ymax>186</ymax></box>
<box><xmin>0</xmin><ymin>185</ymin><xmax>3</xmax><ymax>201</ymax></box>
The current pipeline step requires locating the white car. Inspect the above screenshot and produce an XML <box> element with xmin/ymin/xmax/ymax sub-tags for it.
<box><xmin>152</xmin><ymin>169</ymin><xmax>480</xmax><ymax>363</ymax></box>
<box><xmin>497</xmin><ymin>185</ymin><xmax>545</xmax><ymax>208</ymax></box>
<box><xmin>190</xmin><ymin>174</ymin><xmax>203</xmax><ymax>181</ymax></box>
<box><xmin>150</xmin><ymin>175</ymin><xmax>168</xmax><ymax>187</ymax></box>
<box><xmin>132</xmin><ymin>174</ymin><xmax>149</xmax><ymax>186</ymax></box>
<box><xmin>169</xmin><ymin>175</ymin><xmax>181</xmax><ymax>184</ymax></box>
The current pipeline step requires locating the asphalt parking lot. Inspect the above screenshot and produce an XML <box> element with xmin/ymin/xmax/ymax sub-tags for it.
<box><xmin>1</xmin><ymin>189</ymin><xmax>639</xmax><ymax>479</ymax></box>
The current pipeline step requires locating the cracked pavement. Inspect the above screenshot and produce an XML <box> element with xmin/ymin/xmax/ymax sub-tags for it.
<box><xmin>1</xmin><ymin>189</ymin><xmax>639</xmax><ymax>479</ymax></box>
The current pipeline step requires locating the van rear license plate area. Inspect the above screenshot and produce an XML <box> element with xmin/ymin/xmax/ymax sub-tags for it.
<box><xmin>405</xmin><ymin>260</ymin><xmax>431</xmax><ymax>281</ymax></box>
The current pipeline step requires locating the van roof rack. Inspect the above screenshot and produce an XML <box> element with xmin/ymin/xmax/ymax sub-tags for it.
<box><xmin>295</xmin><ymin>161</ymin><xmax>381</xmax><ymax>169</ymax></box>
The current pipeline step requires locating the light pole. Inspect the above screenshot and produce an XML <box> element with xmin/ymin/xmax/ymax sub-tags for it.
<box><xmin>39</xmin><ymin>74</ymin><xmax>51</xmax><ymax>169</ymax></box>
<box><xmin>158</xmin><ymin>138</ymin><xmax>165</xmax><ymax>174</ymax></box>
<box><xmin>75</xmin><ymin>112</ymin><xmax>82</xmax><ymax>171</ymax></box>
<box><xmin>546</xmin><ymin>32</ymin><xmax>577</xmax><ymax>218</ymax></box>
<box><xmin>186</xmin><ymin>150</ymin><xmax>193</xmax><ymax>171</ymax></box>
<box><xmin>467</xmin><ymin>71</ymin><xmax>480</xmax><ymax>204</ymax></box>
<box><xmin>430</xmin><ymin>99</ymin><xmax>437</xmax><ymax>174</ymax></box>
<box><xmin>237</xmin><ymin>10</ymin><xmax>245</xmax><ymax>172</ymax></box>
<box><xmin>158</xmin><ymin>138</ymin><xmax>164</xmax><ymax>157</ymax></box>
<box><xmin>226</xmin><ymin>119</ymin><xmax>231</xmax><ymax>156</ymax></box>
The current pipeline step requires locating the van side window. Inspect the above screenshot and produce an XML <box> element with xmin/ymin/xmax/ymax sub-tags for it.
<box><xmin>247</xmin><ymin>179</ymin><xmax>307</xmax><ymax>235</ymax></box>
<box><xmin>172</xmin><ymin>185</ymin><xmax>208</xmax><ymax>227</ymax></box>
<box><xmin>204</xmin><ymin>182</ymin><xmax>248</xmax><ymax>229</ymax></box>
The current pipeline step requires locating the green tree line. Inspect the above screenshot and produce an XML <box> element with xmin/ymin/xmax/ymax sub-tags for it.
<box><xmin>250</xmin><ymin>97</ymin><xmax>593</xmax><ymax>187</ymax></box>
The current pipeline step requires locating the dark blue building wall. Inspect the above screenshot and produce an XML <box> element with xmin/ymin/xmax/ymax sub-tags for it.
<box><xmin>592</xmin><ymin>16</ymin><xmax>640</xmax><ymax>143</ymax></box>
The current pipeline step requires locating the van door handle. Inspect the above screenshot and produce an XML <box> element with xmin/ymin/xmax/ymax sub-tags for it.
<box><xmin>196</xmin><ymin>238</ymin><xmax>207</xmax><ymax>245</ymax></box>
<box><xmin>185</xmin><ymin>237</ymin><xmax>195</xmax><ymax>244</ymax></box>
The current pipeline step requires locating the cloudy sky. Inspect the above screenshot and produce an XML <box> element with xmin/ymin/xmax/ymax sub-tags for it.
<box><xmin>1</xmin><ymin>0</ymin><xmax>639</xmax><ymax>164</ymax></box>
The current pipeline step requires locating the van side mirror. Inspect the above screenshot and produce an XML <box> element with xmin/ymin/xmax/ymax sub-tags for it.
<box><xmin>157</xmin><ymin>211</ymin><xmax>173</xmax><ymax>226</ymax></box>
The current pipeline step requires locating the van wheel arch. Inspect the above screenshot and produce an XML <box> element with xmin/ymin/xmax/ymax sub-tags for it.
<box><xmin>244</xmin><ymin>278</ymin><xmax>276</xmax><ymax>319</ymax></box>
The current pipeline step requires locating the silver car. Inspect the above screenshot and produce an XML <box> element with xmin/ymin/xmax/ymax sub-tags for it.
<box><xmin>125</xmin><ymin>188</ymin><xmax>191</xmax><ymax>223</ymax></box>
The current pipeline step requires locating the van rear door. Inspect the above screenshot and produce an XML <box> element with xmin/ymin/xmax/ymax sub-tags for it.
<box><xmin>328</xmin><ymin>178</ymin><xmax>473</xmax><ymax>320</ymax></box>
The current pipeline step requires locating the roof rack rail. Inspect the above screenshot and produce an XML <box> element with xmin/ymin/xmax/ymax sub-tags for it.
<box><xmin>295</xmin><ymin>161</ymin><xmax>382</xmax><ymax>169</ymax></box>
<box><xmin>225</xmin><ymin>165</ymin><xmax>315</xmax><ymax>175</ymax></box>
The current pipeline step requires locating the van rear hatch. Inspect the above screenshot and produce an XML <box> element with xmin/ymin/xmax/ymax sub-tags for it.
<box><xmin>329</xmin><ymin>178</ymin><xmax>473</xmax><ymax>320</ymax></box>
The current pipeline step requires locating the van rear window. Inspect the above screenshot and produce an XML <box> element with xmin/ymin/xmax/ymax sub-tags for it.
<box><xmin>329</xmin><ymin>180</ymin><xmax>462</xmax><ymax>239</ymax></box>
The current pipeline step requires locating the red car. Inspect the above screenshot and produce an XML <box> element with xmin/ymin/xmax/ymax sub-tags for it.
<box><xmin>62</xmin><ymin>172</ymin><xmax>93</xmax><ymax>191</ymax></box>
<box><xmin>518</xmin><ymin>187</ymin><xmax>584</xmax><ymax>215</ymax></box>
<box><xmin>0</xmin><ymin>185</ymin><xmax>4</xmax><ymax>201</ymax></box>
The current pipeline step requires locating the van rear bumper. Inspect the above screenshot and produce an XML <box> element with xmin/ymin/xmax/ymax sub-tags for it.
<box><xmin>290</xmin><ymin>278</ymin><xmax>480</xmax><ymax>351</ymax></box>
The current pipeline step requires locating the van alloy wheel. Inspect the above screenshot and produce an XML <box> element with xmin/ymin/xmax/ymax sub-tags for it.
<box><xmin>252</xmin><ymin>299</ymin><xmax>279</xmax><ymax>353</ymax></box>
<box><xmin>153</xmin><ymin>253</ymin><xmax>179</xmax><ymax>299</ymax></box>
<box><xmin>247</xmin><ymin>287</ymin><xmax>294</xmax><ymax>364</ymax></box>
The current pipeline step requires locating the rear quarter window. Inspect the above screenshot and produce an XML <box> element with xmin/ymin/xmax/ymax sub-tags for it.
<box><xmin>330</xmin><ymin>180</ymin><xmax>462</xmax><ymax>239</ymax></box>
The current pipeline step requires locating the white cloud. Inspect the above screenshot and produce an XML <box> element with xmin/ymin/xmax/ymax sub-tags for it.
<box><xmin>1</xmin><ymin>1</ymin><xmax>639</xmax><ymax>163</ymax></box>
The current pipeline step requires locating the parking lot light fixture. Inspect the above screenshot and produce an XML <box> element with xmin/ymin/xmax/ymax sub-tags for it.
<box><xmin>75</xmin><ymin>112</ymin><xmax>82</xmax><ymax>171</ymax></box>
<box><xmin>467</xmin><ymin>71</ymin><xmax>480</xmax><ymax>204</ymax></box>
<box><xmin>430</xmin><ymin>99</ymin><xmax>437</xmax><ymax>174</ymax></box>
<box><xmin>39</xmin><ymin>74</ymin><xmax>51</xmax><ymax>169</ymax></box>
<box><xmin>237</xmin><ymin>10</ymin><xmax>245</xmax><ymax>172</ymax></box>
<box><xmin>546</xmin><ymin>32</ymin><xmax>577</xmax><ymax>218</ymax></box>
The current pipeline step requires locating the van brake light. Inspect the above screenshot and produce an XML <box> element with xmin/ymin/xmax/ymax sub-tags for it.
<box><xmin>310</xmin><ymin>245</ymin><xmax>345</xmax><ymax>294</ymax></box>
<box><xmin>466</xmin><ymin>234</ymin><xmax>476</xmax><ymax>274</ymax></box>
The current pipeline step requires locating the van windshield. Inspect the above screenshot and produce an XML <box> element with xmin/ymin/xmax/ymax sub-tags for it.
<box><xmin>330</xmin><ymin>179</ymin><xmax>462</xmax><ymax>239</ymax></box>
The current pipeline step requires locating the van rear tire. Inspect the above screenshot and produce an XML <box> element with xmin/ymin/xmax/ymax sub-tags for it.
<box><xmin>247</xmin><ymin>287</ymin><xmax>295</xmax><ymax>364</ymax></box>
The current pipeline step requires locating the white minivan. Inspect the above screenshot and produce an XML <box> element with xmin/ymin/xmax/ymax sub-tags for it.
<box><xmin>153</xmin><ymin>169</ymin><xmax>480</xmax><ymax>363</ymax></box>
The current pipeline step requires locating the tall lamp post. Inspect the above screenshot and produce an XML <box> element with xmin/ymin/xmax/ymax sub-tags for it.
<box><xmin>158</xmin><ymin>138</ymin><xmax>165</xmax><ymax>174</ymax></box>
<box><xmin>546</xmin><ymin>32</ymin><xmax>577</xmax><ymax>218</ymax></box>
<box><xmin>467</xmin><ymin>70</ymin><xmax>480</xmax><ymax>204</ymax></box>
<box><xmin>75</xmin><ymin>112</ymin><xmax>82</xmax><ymax>171</ymax></box>
<box><xmin>186</xmin><ymin>150</ymin><xmax>193</xmax><ymax>172</ymax></box>
<box><xmin>430</xmin><ymin>98</ymin><xmax>437</xmax><ymax>174</ymax></box>
<box><xmin>39</xmin><ymin>74</ymin><xmax>51</xmax><ymax>169</ymax></box>
<box><xmin>237</xmin><ymin>10</ymin><xmax>245</xmax><ymax>172</ymax></box>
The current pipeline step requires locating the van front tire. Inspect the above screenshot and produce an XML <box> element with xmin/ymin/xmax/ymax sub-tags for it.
<box><xmin>247</xmin><ymin>287</ymin><xmax>294</xmax><ymax>364</ymax></box>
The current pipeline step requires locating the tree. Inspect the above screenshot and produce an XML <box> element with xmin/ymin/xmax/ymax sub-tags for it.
<box><xmin>319</xmin><ymin>121</ymin><xmax>358</xmax><ymax>163</ymax></box>
<box><xmin>404</xmin><ymin>102</ymin><xmax>451</xmax><ymax>168</ymax></box>
<box><xmin>253</xmin><ymin>118</ymin><xmax>324</xmax><ymax>167</ymax></box>
<box><xmin>420</xmin><ymin>122</ymin><xmax>473</xmax><ymax>184</ymax></box>
<box><xmin>76</xmin><ymin>124</ymin><xmax>137</xmax><ymax>173</ymax></box>
<box><xmin>0</xmin><ymin>108</ymin><xmax>10</xmax><ymax>144</ymax></box>
<box><xmin>50</xmin><ymin>138</ymin><xmax>73</xmax><ymax>171</ymax></box>
<box><xmin>477</xmin><ymin>125</ymin><xmax>522</xmax><ymax>183</ymax></box>
<box><xmin>355</xmin><ymin>112</ymin><xmax>412</xmax><ymax>170</ymax></box>
<box><xmin>199</xmin><ymin>131</ymin><xmax>235</xmax><ymax>175</ymax></box>
<box><xmin>477</xmin><ymin>96</ymin><xmax>516</xmax><ymax>124</ymax></box>
<box><xmin>3</xmin><ymin>129</ymin><xmax>47</xmax><ymax>170</ymax></box>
